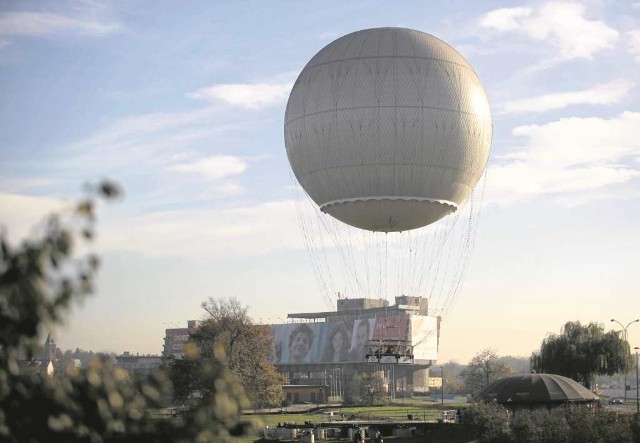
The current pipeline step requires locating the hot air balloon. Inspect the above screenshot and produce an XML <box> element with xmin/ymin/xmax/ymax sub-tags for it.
<box><xmin>285</xmin><ymin>27</ymin><xmax>492</xmax><ymax>322</ymax></box>
<box><xmin>285</xmin><ymin>27</ymin><xmax>492</xmax><ymax>233</ymax></box>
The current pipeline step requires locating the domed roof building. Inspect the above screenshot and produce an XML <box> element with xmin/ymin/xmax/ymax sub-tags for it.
<box><xmin>473</xmin><ymin>374</ymin><xmax>600</xmax><ymax>409</ymax></box>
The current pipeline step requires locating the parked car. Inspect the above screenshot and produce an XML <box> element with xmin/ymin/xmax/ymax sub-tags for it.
<box><xmin>609</xmin><ymin>398</ymin><xmax>623</xmax><ymax>404</ymax></box>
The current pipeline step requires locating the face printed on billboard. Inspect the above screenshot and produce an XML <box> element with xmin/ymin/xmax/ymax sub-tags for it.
<box><xmin>321</xmin><ymin>323</ymin><xmax>351</xmax><ymax>362</ymax></box>
<box><xmin>348</xmin><ymin>318</ymin><xmax>374</xmax><ymax>361</ymax></box>
<box><xmin>289</xmin><ymin>324</ymin><xmax>314</xmax><ymax>363</ymax></box>
<box><xmin>270</xmin><ymin>323</ymin><xmax>322</xmax><ymax>364</ymax></box>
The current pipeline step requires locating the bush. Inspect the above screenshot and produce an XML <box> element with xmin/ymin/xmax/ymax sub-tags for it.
<box><xmin>511</xmin><ymin>408</ymin><xmax>570</xmax><ymax>442</ymax></box>
<box><xmin>462</xmin><ymin>403</ymin><xmax>637</xmax><ymax>443</ymax></box>
<box><xmin>461</xmin><ymin>402</ymin><xmax>511</xmax><ymax>443</ymax></box>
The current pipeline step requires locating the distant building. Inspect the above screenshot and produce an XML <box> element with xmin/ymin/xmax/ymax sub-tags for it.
<box><xmin>283</xmin><ymin>384</ymin><xmax>326</xmax><ymax>405</ymax></box>
<box><xmin>115</xmin><ymin>352</ymin><xmax>162</xmax><ymax>375</ymax></box>
<box><xmin>15</xmin><ymin>332</ymin><xmax>61</xmax><ymax>376</ymax></box>
<box><xmin>163</xmin><ymin>320</ymin><xmax>199</xmax><ymax>360</ymax></box>
<box><xmin>42</xmin><ymin>332</ymin><xmax>57</xmax><ymax>363</ymax></box>
<box><xmin>18</xmin><ymin>359</ymin><xmax>52</xmax><ymax>377</ymax></box>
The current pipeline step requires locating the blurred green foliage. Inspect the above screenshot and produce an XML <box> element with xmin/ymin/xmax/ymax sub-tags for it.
<box><xmin>0</xmin><ymin>181</ymin><xmax>250</xmax><ymax>442</ymax></box>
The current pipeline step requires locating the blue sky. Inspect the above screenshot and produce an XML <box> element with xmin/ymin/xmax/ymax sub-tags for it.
<box><xmin>1</xmin><ymin>0</ymin><xmax>639</xmax><ymax>363</ymax></box>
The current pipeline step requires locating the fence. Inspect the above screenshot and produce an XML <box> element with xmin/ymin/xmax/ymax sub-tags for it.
<box><xmin>327</xmin><ymin>408</ymin><xmax>457</xmax><ymax>423</ymax></box>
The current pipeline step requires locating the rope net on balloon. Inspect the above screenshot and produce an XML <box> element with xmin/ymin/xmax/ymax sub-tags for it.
<box><xmin>292</xmin><ymin>169</ymin><xmax>488</xmax><ymax>330</ymax></box>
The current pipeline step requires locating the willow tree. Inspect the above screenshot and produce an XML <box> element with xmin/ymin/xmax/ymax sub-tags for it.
<box><xmin>530</xmin><ymin>321</ymin><xmax>629</xmax><ymax>388</ymax></box>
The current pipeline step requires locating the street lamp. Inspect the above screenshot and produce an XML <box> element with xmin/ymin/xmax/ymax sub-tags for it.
<box><xmin>441</xmin><ymin>366</ymin><xmax>444</xmax><ymax>406</ymax></box>
<box><xmin>611</xmin><ymin>318</ymin><xmax>640</xmax><ymax>401</ymax></box>
<box><xmin>635</xmin><ymin>347</ymin><xmax>639</xmax><ymax>416</ymax></box>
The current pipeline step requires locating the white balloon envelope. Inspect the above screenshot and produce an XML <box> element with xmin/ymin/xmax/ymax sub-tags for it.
<box><xmin>285</xmin><ymin>27</ymin><xmax>492</xmax><ymax>232</ymax></box>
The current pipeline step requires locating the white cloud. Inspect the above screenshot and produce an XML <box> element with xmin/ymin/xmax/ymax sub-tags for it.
<box><xmin>188</xmin><ymin>82</ymin><xmax>293</xmax><ymax>109</ymax></box>
<box><xmin>0</xmin><ymin>193</ymin><xmax>67</xmax><ymax>244</ymax></box>
<box><xmin>0</xmin><ymin>12</ymin><xmax>121</xmax><ymax>37</ymax></box>
<box><xmin>75</xmin><ymin>109</ymin><xmax>215</xmax><ymax>152</ymax></box>
<box><xmin>0</xmin><ymin>194</ymin><xmax>304</xmax><ymax>261</ymax></box>
<box><xmin>167</xmin><ymin>155</ymin><xmax>247</xmax><ymax>181</ymax></box>
<box><xmin>628</xmin><ymin>30</ymin><xmax>640</xmax><ymax>62</ymax></box>
<box><xmin>0</xmin><ymin>176</ymin><xmax>57</xmax><ymax>193</ymax></box>
<box><xmin>500</xmin><ymin>79</ymin><xmax>635</xmax><ymax>114</ymax></box>
<box><xmin>480</xmin><ymin>2</ymin><xmax>619</xmax><ymax>60</ymax></box>
<box><xmin>0</xmin><ymin>193</ymin><xmax>303</xmax><ymax>260</ymax></box>
<box><xmin>212</xmin><ymin>182</ymin><xmax>244</xmax><ymax>197</ymax></box>
<box><xmin>480</xmin><ymin>7</ymin><xmax>532</xmax><ymax>31</ymax></box>
<box><xmin>63</xmin><ymin>107</ymin><xmax>235</xmax><ymax>175</ymax></box>
<box><xmin>62</xmin><ymin>99</ymin><xmax>277</xmax><ymax>179</ymax></box>
<box><xmin>96</xmin><ymin>200</ymin><xmax>304</xmax><ymax>259</ymax></box>
<box><xmin>485</xmin><ymin>112</ymin><xmax>640</xmax><ymax>205</ymax></box>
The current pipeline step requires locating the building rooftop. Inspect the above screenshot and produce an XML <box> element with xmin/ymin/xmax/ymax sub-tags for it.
<box><xmin>287</xmin><ymin>296</ymin><xmax>426</xmax><ymax>321</ymax></box>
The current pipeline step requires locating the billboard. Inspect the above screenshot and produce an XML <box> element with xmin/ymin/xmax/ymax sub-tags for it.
<box><xmin>410</xmin><ymin>316</ymin><xmax>438</xmax><ymax>361</ymax></box>
<box><xmin>164</xmin><ymin>328</ymin><xmax>190</xmax><ymax>358</ymax></box>
<box><xmin>270</xmin><ymin>314</ymin><xmax>438</xmax><ymax>364</ymax></box>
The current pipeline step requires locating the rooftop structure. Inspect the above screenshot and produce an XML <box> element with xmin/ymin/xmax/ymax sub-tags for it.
<box><xmin>287</xmin><ymin>296</ymin><xmax>428</xmax><ymax>321</ymax></box>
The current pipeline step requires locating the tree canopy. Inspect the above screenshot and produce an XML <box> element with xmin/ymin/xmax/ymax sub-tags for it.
<box><xmin>170</xmin><ymin>297</ymin><xmax>285</xmax><ymax>408</ymax></box>
<box><xmin>461</xmin><ymin>348</ymin><xmax>513</xmax><ymax>394</ymax></box>
<box><xmin>530</xmin><ymin>321</ymin><xmax>629</xmax><ymax>388</ymax></box>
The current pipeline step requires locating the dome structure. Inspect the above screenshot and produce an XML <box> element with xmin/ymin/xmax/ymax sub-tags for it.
<box><xmin>285</xmin><ymin>27</ymin><xmax>492</xmax><ymax>232</ymax></box>
<box><xmin>473</xmin><ymin>374</ymin><xmax>600</xmax><ymax>405</ymax></box>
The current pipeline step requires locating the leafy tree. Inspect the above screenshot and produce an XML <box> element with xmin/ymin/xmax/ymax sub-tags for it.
<box><xmin>462</xmin><ymin>348</ymin><xmax>512</xmax><ymax>394</ymax></box>
<box><xmin>530</xmin><ymin>321</ymin><xmax>629</xmax><ymax>388</ymax></box>
<box><xmin>343</xmin><ymin>371</ymin><xmax>385</xmax><ymax>405</ymax></box>
<box><xmin>358</xmin><ymin>371</ymin><xmax>385</xmax><ymax>405</ymax></box>
<box><xmin>441</xmin><ymin>360</ymin><xmax>465</xmax><ymax>394</ymax></box>
<box><xmin>0</xmin><ymin>182</ymin><xmax>250</xmax><ymax>442</ymax></box>
<box><xmin>497</xmin><ymin>355</ymin><xmax>530</xmax><ymax>374</ymax></box>
<box><xmin>171</xmin><ymin>297</ymin><xmax>285</xmax><ymax>408</ymax></box>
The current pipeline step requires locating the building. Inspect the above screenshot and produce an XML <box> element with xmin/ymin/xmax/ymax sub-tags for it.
<box><xmin>115</xmin><ymin>352</ymin><xmax>163</xmax><ymax>375</ymax></box>
<box><xmin>163</xmin><ymin>320</ymin><xmax>199</xmax><ymax>360</ymax></box>
<box><xmin>268</xmin><ymin>296</ymin><xmax>440</xmax><ymax>402</ymax></box>
<box><xmin>42</xmin><ymin>332</ymin><xmax>57</xmax><ymax>363</ymax></box>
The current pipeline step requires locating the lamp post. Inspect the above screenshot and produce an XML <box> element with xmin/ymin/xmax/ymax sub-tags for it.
<box><xmin>635</xmin><ymin>347</ymin><xmax>639</xmax><ymax>416</ymax></box>
<box><xmin>441</xmin><ymin>366</ymin><xmax>444</xmax><ymax>406</ymax></box>
<box><xmin>611</xmin><ymin>318</ymin><xmax>639</xmax><ymax>401</ymax></box>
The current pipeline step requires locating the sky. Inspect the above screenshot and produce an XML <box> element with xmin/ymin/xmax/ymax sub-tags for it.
<box><xmin>1</xmin><ymin>0</ymin><xmax>639</xmax><ymax>364</ymax></box>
